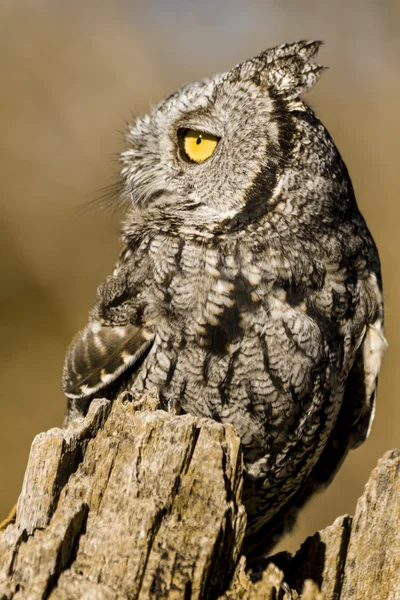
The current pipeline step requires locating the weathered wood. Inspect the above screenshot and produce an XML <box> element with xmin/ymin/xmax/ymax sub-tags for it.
<box><xmin>0</xmin><ymin>393</ymin><xmax>246</xmax><ymax>599</ymax></box>
<box><xmin>0</xmin><ymin>391</ymin><xmax>399</xmax><ymax>599</ymax></box>
<box><xmin>268</xmin><ymin>450</ymin><xmax>400</xmax><ymax>600</ymax></box>
<box><xmin>340</xmin><ymin>449</ymin><xmax>400</xmax><ymax>600</ymax></box>
<box><xmin>271</xmin><ymin>514</ymin><xmax>352</xmax><ymax>598</ymax></box>
<box><xmin>219</xmin><ymin>556</ymin><xmax>323</xmax><ymax>600</ymax></box>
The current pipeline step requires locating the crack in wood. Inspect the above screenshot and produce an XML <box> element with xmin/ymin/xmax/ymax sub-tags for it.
<box><xmin>42</xmin><ymin>504</ymin><xmax>89</xmax><ymax>600</ymax></box>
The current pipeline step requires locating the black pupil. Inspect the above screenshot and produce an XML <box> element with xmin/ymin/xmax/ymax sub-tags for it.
<box><xmin>196</xmin><ymin>135</ymin><xmax>202</xmax><ymax>145</ymax></box>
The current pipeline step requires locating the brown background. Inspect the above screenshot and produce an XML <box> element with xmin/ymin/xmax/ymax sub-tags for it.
<box><xmin>0</xmin><ymin>0</ymin><xmax>398</xmax><ymax>553</ymax></box>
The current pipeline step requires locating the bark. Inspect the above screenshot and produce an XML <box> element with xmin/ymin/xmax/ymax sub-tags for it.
<box><xmin>0</xmin><ymin>392</ymin><xmax>399</xmax><ymax>599</ymax></box>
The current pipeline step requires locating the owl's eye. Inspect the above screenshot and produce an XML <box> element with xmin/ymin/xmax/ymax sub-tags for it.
<box><xmin>178</xmin><ymin>128</ymin><xmax>219</xmax><ymax>164</ymax></box>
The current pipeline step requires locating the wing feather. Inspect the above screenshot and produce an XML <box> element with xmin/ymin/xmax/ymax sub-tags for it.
<box><xmin>62</xmin><ymin>320</ymin><xmax>154</xmax><ymax>399</ymax></box>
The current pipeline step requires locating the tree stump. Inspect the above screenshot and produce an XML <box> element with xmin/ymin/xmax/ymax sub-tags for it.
<box><xmin>0</xmin><ymin>392</ymin><xmax>399</xmax><ymax>599</ymax></box>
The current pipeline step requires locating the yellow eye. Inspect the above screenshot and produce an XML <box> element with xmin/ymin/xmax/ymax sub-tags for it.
<box><xmin>179</xmin><ymin>129</ymin><xmax>219</xmax><ymax>164</ymax></box>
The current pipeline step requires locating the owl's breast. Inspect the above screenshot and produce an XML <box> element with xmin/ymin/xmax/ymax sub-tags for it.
<box><xmin>136</xmin><ymin>244</ymin><xmax>345</xmax><ymax>461</ymax></box>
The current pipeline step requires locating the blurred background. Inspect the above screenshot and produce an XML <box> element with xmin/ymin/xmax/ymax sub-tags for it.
<box><xmin>0</xmin><ymin>0</ymin><xmax>398</xmax><ymax>553</ymax></box>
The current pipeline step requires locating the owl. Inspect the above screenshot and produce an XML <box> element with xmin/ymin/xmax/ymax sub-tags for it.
<box><xmin>62</xmin><ymin>41</ymin><xmax>386</xmax><ymax>556</ymax></box>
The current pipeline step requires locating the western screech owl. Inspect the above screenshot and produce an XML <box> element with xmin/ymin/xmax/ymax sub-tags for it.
<box><xmin>62</xmin><ymin>41</ymin><xmax>386</xmax><ymax>555</ymax></box>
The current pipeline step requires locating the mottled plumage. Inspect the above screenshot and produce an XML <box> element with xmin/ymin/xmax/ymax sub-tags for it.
<box><xmin>62</xmin><ymin>41</ymin><xmax>386</xmax><ymax>555</ymax></box>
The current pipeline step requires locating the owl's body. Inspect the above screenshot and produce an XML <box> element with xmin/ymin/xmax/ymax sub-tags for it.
<box><xmin>63</xmin><ymin>42</ymin><xmax>386</xmax><ymax>555</ymax></box>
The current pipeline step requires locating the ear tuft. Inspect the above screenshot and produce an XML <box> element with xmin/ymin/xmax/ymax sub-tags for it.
<box><xmin>267</xmin><ymin>56</ymin><xmax>327</xmax><ymax>98</ymax></box>
<box><xmin>267</xmin><ymin>40</ymin><xmax>323</xmax><ymax>63</ymax></box>
<box><xmin>226</xmin><ymin>40</ymin><xmax>326</xmax><ymax>98</ymax></box>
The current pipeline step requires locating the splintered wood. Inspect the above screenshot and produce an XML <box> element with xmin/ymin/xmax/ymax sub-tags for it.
<box><xmin>0</xmin><ymin>394</ymin><xmax>399</xmax><ymax>599</ymax></box>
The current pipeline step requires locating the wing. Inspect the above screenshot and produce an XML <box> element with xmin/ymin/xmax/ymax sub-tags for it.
<box><xmin>310</xmin><ymin>317</ymin><xmax>387</xmax><ymax>487</ymax></box>
<box><xmin>245</xmin><ymin>317</ymin><xmax>387</xmax><ymax>558</ymax></box>
<box><xmin>62</xmin><ymin>258</ymin><xmax>155</xmax><ymax>401</ymax></box>
<box><xmin>62</xmin><ymin>320</ymin><xmax>154</xmax><ymax>399</ymax></box>
<box><xmin>345</xmin><ymin>318</ymin><xmax>388</xmax><ymax>447</ymax></box>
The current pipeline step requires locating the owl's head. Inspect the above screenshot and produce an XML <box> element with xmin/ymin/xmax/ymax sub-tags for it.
<box><xmin>121</xmin><ymin>41</ymin><xmax>347</xmax><ymax>236</ymax></box>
